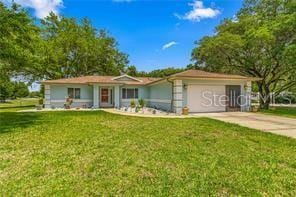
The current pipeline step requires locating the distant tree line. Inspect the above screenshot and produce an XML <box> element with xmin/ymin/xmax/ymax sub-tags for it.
<box><xmin>125</xmin><ymin>64</ymin><xmax>200</xmax><ymax>78</ymax></box>
<box><xmin>0</xmin><ymin>78</ymin><xmax>29</xmax><ymax>102</ymax></box>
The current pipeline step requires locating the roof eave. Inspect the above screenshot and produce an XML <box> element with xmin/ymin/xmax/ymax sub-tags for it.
<box><xmin>40</xmin><ymin>81</ymin><xmax>151</xmax><ymax>86</ymax></box>
<box><xmin>169</xmin><ymin>76</ymin><xmax>262</xmax><ymax>81</ymax></box>
<box><xmin>146</xmin><ymin>78</ymin><xmax>167</xmax><ymax>86</ymax></box>
<box><xmin>111</xmin><ymin>74</ymin><xmax>143</xmax><ymax>82</ymax></box>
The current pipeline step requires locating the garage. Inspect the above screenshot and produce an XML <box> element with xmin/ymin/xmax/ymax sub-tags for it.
<box><xmin>187</xmin><ymin>85</ymin><xmax>227</xmax><ymax>113</ymax></box>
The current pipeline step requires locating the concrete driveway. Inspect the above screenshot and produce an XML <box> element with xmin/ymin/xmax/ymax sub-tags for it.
<box><xmin>192</xmin><ymin>112</ymin><xmax>296</xmax><ymax>138</ymax></box>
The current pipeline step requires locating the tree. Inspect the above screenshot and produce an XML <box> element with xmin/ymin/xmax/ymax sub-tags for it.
<box><xmin>29</xmin><ymin>91</ymin><xmax>42</xmax><ymax>98</ymax></box>
<box><xmin>0</xmin><ymin>2</ymin><xmax>41</xmax><ymax>81</ymax></box>
<box><xmin>145</xmin><ymin>67</ymin><xmax>185</xmax><ymax>78</ymax></box>
<box><xmin>0</xmin><ymin>76</ymin><xmax>14</xmax><ymax>102</ymax></box>
<box><xmin>125</xmin><ymin>65</ymin><xmax>138</xmax><ymax>76</ymax></box>
<box><xmin>39</xmin><ymin>13</ymin><xmax>129</xmax><ymax>79</ymax></box>
<box><xmin>192</xmin><ymin>0</ymin><xmax>296</xmax><ymax>109</ymax></box>
<box><xmin>12</xmin><ymin>82</ymin><xmax>29</xmax><ymax>98</ymax></box>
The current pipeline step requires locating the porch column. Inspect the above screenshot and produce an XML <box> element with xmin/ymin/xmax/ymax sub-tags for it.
<box><xmin>114</xmin><ymin>86</ymin><xmax>120</xmax><ymax>108</ymax></box>
<box><xmin>44</xmin><ymin>85</ymin><xmax>51</xmax><ymax>108</ymax></box>
<box><xmin>173</xmin><ymin>80</ymin><xmax>183</xmax><ymax>114</ymax></box>
<box><xmin>93</xmin><ymin>85</ymin><xmax>99</xmax><ymax>108</ymax></box>
<box><xmin>244</xmin><ymin>81</ymin><xmax>252</xmax><ymax>112</ymax></box>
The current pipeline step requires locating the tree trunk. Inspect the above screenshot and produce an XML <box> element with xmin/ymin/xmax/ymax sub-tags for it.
<box><xmin>257</xmin><ymin>82</ymin><xmax>271</xmax><ymax>110</ymax></box>
<box><xmin>259</xmin><ymin>98</ymin><xmax>270</xmax><ymax>109</ymax></box>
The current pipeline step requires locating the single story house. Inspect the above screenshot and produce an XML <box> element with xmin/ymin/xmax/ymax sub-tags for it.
<box><xmin>41</xmin><ymin>69</ymin><xmax>259</xmax><ymax>114</ymax></box>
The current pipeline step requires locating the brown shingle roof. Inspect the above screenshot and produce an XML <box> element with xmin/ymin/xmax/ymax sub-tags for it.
<box><xmin>41</xmin><ymin>75</ymin><xmax>161</xmax><ymax>85</ymax></box>
<box><xmin>41</xmin><ymin>70</ymin><xmax>260</xmax><ymax>85</ymax></box>
<box><xmin>169</xmin><ymin>69</ymin><xmax>260</xmax><ymax>80</ymax></box>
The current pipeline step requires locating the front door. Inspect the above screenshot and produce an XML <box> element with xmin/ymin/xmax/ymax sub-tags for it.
<box><xmin>100</xmin><ymin>88</ymin><xmax>113</xmax><ymax>107</ymax></box>
<box><xmin>101</xmin><ymin>88</ymin><xmax>109</xmax><ymax>103</ymax></box>
<box><xmin>226</xmin><ymin>85</ymin><xmax>241</xmax><ymax>112</ymax></box>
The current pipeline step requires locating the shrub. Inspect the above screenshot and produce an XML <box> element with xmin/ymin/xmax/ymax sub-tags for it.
<box><xmin>275</xmin><ymin>93</ymin><xmax>296</xmax><ymax>104</ymax></box>
<box><xmin>38</xmin><ymin>98</ymin><xmax>43</xmax><ymax>105</ymax></box>
<box><xmin>138</xmin><ymin>98</ymin><xmax>146</xmax><ymax>108</ymax></box>
<box><xmin>135</xmin><ymin>106</ymin><xmax>140</xmax><ymax>113</ymax></box>
<box><xmin>130</xmin><ymin>100</ymin><xmax>136</xmax><ymax>108</ymax></box>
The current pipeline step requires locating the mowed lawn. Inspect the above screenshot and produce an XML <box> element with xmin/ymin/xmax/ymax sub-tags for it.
<box><xmin>0</xmin><ymin>98</ymin><xmax>38</xmax><ymax>112</ymax></box>
<box><xmin>0</xmin><ymin>103</ymin><xmax>296</xmax><ymax>195</ymax></box>
<box><xmin>260</xmin><ymin>106</ymin><xmax>296</xmax><ymax>118</ymax></box>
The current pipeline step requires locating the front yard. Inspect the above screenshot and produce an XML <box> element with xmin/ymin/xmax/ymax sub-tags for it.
<box><xmin>0</xmin><ymin>98</ymin><xmax>38</xmax><ymax>112</ymax></box>
<box><xmin>0</xmin><ymin>102</ymin><xmax>295</xmax><ymax>195</ymax></box>
<box><xmin>259</xmin><ymin>106</ymin><xmax>296</xmax><ymax>118</ymax></box>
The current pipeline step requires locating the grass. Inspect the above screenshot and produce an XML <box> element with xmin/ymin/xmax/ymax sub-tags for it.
<box><xmin>0</xmin><ymin>103</ymin><xmax>295</xmax><ymax>195</ymax></box>
<box><xmin>259</xmin><ymin>106</ymin><xmax>296</xmax><ymax>118</ymax></box>
<box><xmin>0</xmin><ymin>98</ymin><xmax>38</xmax><ymax>112</ymax></box>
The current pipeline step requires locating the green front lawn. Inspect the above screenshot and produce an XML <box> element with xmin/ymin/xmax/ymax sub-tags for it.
<box><xmin>259</xmin><ymin>106</ymin><xmax>296</xmax><ymax>118</ymax></box>
<box><xmin>0</xmin><ymin>98</ymin><xmax>38</xmax><ymax>112</ymax></box>
<box><xmin>0</xmin><ymin>106</ymin><xmax>295</xmax><ymax>195</ymax></box>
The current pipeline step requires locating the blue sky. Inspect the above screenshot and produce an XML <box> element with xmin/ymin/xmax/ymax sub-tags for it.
<box><xmin>5</xmin><ymin>0</ymin><xmax>243</xmax><ymax>72</ymax></box>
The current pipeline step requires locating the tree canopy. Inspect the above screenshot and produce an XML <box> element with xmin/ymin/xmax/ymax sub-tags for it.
<box><xmin>192</xmin><ymin>0</ymin><xmax>296</xmax><ymax>108</ymax></box>
<box><xmin>38</xmin><ymin>13</ymin><xmax>128</xmax><ymax>79</ymax></box>
<box><xmin>124</xmin><ymin>66</ymin><xmax>187</xmax><ymax>78</ymax></box>
<box><xmin>0</xmin><ymin>3</ymin><xmax>129</xmax><ymax>82</ymax></box>
<box><xmin>0</xmin><ymin>2</ymin><xmax>40</xmax><ymax>79</ymax></box>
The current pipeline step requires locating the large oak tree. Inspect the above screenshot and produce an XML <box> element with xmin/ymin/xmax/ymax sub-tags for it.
<box><xmin>1</xmin><ymin>3</ymin><xmax>129</xmax><ymax>82</ymax></box>
<box><xmin>192</xmin><ymin>0</ymin><xmax>296</xmax><ymax>109</ymax></box>
<box><xmin>38</xmin><ymin>13</ymin><xmax>129</xmax><ymax>79</ymax></box>
<box><xmin>0</xmin><ymin>2</ymin><xmax>41</xmax><ymax>79</ymax></box>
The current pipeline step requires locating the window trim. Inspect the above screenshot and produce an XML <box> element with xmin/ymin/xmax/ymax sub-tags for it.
<box><xmin>68</xmin><ymin>88</ymin><xmax>81</xmax><ymax>99</ymax></box>
<box><xmin>121</xmin><ymin>88</ymin><xmax>139</xmax><ymax>99</ymax></box>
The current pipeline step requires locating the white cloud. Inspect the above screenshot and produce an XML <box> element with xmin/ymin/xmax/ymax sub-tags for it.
<box><xmin>176</xmin><ymin>0</ymin><xmax>220</xmax><ymax>22</ymax></box>
<box><xmin>162</xmin><ymin>41</ymin><xmax>178</xmax><ymax>50</ymax></box>
<box><xmin>232</xmin><ymin>14</ymin><xmax>238</xmax><ymax>23</ymax></box>
<box><xmin>10</xmin><ymin>0</ymin><xmax>63</xmax><ymax>19</ymax></box>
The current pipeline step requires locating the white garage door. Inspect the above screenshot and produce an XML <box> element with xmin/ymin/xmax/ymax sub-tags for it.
<box><xmin>187</xmin><ymin>85</ymin><xmax>226</xmax><ymax>113</ymax></box>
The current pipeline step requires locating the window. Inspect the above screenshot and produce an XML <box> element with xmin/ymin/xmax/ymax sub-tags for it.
<box><xmin>122</xmin><ymin>88</ymin><xmax>138</xmax><ymax>99</ymax></box>
<box><xmin>74</xmin><ymin>88</ymin><xmax>80</xmax><ymax>99</ymax></box>
<box><xmin>68</xmin><ymin>88</ymin><xmax>74</xmax><ymax>98</ymax></box>
<box><xmin>68</xmin><ymin>88</ymin><xmax>81</xmax><ymax>99</ymax></box>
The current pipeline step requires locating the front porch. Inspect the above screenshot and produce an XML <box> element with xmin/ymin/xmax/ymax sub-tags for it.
<box><xmin>92</xmin><ymin>85</ymin><xmax>120</xmax><ymax>108</ymax></box>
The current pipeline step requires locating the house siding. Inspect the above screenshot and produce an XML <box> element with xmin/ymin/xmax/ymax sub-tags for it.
<box><xmin>49</xmin><ymin>84</ymin><xmax>93</xmax><ymax>108</ymax></box>
<box><xmin>44</xmin><ymin>78</ymin><xmax>251</xmax><ymax>112</ymax></box>
<box><xmin>147</xmin><ymin>81</ymin><xmax>172</xmax><ymax>111</ymax></box>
